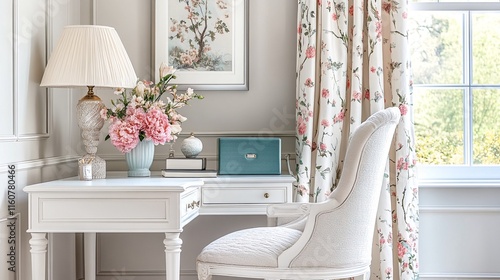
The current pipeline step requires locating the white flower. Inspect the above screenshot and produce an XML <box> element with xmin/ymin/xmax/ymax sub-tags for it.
<box><xmin>170</xmin><ymin>124</ymin><xmax>182</xmax><ymax>135</ymax></box>
<box><xmin>177</xmin><ymin>114</ymin><xmax>187</xmax><ymax>122</ymax></box>
<box><xmin>135</xmin><ymin>81</ymin><xmax>146</xmax><ymax>97</ymax></box>
<box><xmin>171</xmin><ymin>112</ymin><xmax>187</xmax><ymax>122</ymax></box>
<box><xmin>156</xmin><ymin>100</ymin><xmax>166</xmax><ymax>108</ymax></box>
<box><xmin>186</xmin><ymin>88</ymin><xmax>194</xmax><ymax>97</ymax></box>
<box><xmin>159</xmin><ymin>62</ymin><xmax>176</xmax><ymax>79</ymax></box>
<box><xmin>134</xmin><ymin>95</ymin><xmax>144</xmax><ymax>103</ymax></box>
<box><xmin>113</xmin><ymin>103</ymin><xmax>124</xmax><ymax>113</ymax></box>
<box><xmin>114</xmin><ymin>88</ymin><xmax>125</xmax><ymax>95</ymax></box>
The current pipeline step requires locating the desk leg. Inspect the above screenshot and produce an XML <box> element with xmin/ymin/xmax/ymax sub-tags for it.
<box><xmin>84</xmin><ymin>233</ymin><xmax>97</xmax><ymax>280</ymax></box>
<box><xmin>164</xmin><ymin>232</ymin><xmax>182</xmax><ymax>280</ymax></box>
<box><xmin>30</xmin><ymin>233</ymin><xmax>48</xmax><ymax>280</ymax></box>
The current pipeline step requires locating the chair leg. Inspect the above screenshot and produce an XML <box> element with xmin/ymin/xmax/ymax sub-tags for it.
<box><xmin>196</xmin><ymin>262</ymin><xmax>212</xmax><ymax>280</ymax></box>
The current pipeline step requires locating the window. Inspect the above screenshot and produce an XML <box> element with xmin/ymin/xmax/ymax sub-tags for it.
<box><xmin>409</xmin><ymin>1</ymin><xmax>500</xmax><ymax>180</ymax></box>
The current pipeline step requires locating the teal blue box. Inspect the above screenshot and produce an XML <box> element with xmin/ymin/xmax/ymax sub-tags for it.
<box><xmin>218</xmin><ymin>137</ymin><xmax>281</xmax><ymax>175</ymax></box>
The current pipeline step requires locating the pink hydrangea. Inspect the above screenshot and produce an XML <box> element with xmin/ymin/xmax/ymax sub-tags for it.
<box><xmin>144</xmin><ymin>108</ymin><xmax>173</xmax><ymax>145</ymax></box>
<box><xmin>101</xmin><ymin>66</ymin><xmax>203</xmax><ymax>153</ymax></box>
<box><xmin>125</xmin><ymin>106</ymin><xmax>147</xmax><ymax>130</ymax></box>
<box><xmin>108</xmin><ymin>120</ymin><xmax>140</xmax><ymax>153</ymax></box>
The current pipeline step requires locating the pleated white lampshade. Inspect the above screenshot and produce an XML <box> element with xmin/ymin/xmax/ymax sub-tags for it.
<box><xmin>40</xmin><ymin>25</ymin><xmax>137</xmax><ymax>179</ymax></box>
<box><xmin>41</xmin><ymin>25</ymin><xmax>137</xmax><ymax>88</ymax></box>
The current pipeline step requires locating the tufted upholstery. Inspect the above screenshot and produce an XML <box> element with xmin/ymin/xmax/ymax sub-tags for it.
<box><xmin>197</xmin><ymin>227</ymin><xmax>302</xmax><ymax>267</ymax></box>
<box><xmin>196</xmin><ymin>107</ymin><xmax>401</xmax><ymax>280</ymax></box>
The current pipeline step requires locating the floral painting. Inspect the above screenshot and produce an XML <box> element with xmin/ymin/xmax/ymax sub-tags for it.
<box><xmin>168</xmin><ymin>0</ymin><xmax>233</xmax><ymax>71</ymax></box>
<box><xmin>155</xmin><ymin>0</ymin><xmax>248</xmax><ymax>90</ymax></box>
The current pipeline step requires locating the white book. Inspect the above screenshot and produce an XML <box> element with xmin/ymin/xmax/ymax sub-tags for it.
<box><xmin>165</xmin><ymin>158</ymin><xmax>206</xmax><ymax>170</ymax></box>
<box><xmin>161</xmin><ymin>169</ymin><xmax>217</xmax><ymax>178</ymax></box>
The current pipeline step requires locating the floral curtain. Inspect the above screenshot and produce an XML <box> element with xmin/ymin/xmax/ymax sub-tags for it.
<box><xmin>295</xmin><ymin>0</ymin><xmax>419</xmax><ymax>279</ymax></box>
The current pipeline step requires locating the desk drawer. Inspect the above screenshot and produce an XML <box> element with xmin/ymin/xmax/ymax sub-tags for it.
<box><xmin>202</xmin><ymin>187</ymin><xmax>287</xmax><ymax>204</ymax></box>
<box><xmin>181</xmin><ymin>187</ymin><xmax>201</xmax><ymax>218</ymax></box>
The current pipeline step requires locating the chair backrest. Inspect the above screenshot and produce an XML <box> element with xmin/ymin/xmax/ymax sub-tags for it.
<box><xmin>288</xmin><ymin>107</ymin><xmax>401</xmax><ymax>268</ymax></box>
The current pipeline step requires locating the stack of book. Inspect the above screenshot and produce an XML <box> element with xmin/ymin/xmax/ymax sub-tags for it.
<box><xmin>161</xmin><ymin>158</ymin><xmax>217</xmax><ymax>178</ymax></box>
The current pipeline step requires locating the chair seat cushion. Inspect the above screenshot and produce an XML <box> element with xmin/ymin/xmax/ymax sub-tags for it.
<box><xmin>197</xmin><ymin>226</ymin><xmax>302</xmax><ymax>267</ymax></box>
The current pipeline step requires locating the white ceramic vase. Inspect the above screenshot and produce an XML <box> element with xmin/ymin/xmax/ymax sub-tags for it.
<box><xmin>181</xmin><ymin>134</ymin><xmax>203</xmax><ymax>158</ymax></box>
<box><xmin>126</xmin><ymin>139</ymin><xmax>154</xmax><ymax>177</ymax></box>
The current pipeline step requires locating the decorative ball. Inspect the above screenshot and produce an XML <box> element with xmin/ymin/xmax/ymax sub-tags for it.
<box><xmin>181</xmin><ymin>133</ymin><xmax>203</xmax><ymax>158</ymax></box>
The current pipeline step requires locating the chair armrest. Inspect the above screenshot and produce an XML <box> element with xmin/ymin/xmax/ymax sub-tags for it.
<box><xmin>266</xmin><ymin>203</ymin><xmax>311</xmax><ymax>218</ymax></box>
<box><xmin>266</xmin><ymin>203</ymin><xmax>311</xmax><ymax>227</ymax></box>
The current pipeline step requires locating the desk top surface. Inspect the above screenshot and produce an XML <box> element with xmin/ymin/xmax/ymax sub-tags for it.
<box><xmin>23</xmin><ymin>175</ymin><xmax>204</xmax><ymax>192</ymax></box>
<box><xmin>23</xmin><ymin>173</ymin><xmax>295</xmax><ymax>193</ymax></box>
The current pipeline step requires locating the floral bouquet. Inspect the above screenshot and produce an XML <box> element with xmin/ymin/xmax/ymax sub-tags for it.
<box><xmin>101</xmin><ymin>63</ymin><xmax>203</xmax><ymax>153</ymax></box>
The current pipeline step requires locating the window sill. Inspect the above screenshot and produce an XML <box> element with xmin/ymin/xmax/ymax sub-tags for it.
<box><xmin>417</xmin><ymin>165</ymin><xmax>500</xmax><ymax>185</ymax></box>
<box><xmin>419</xmin><ymin>178</ymin><xmax>500</xmax><ymax>188</ymax></box>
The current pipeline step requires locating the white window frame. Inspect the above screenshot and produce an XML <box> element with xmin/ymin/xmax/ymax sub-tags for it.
<box><xmin>409</xmin><ymin>2</ymin><xmax>500</xmax><ymax>181</ymax></box>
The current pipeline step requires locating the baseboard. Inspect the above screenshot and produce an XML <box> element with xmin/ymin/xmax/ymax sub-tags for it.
<box><xmin>96</xmin><ymin>269</ymin><xmax>197</xmax><ymax>277</ymax></box>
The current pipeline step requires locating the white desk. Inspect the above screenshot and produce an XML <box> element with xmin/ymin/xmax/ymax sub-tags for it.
<box><xmin>24</xmin><ymin>175</ymin><xmax>294</xmax><ymax>280</ymax></box>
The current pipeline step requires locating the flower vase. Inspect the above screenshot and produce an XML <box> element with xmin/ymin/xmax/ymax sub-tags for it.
<box><xmin>126</xmin><ymin>139</ymin><xmax>154</xmax><ymax>177</ymax></box>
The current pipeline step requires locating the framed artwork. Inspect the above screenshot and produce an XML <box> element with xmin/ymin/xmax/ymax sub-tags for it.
<box><xmin>154</xmin><ymin>0</ymin><xmax>248</xmax><ymax>90</ymax></box>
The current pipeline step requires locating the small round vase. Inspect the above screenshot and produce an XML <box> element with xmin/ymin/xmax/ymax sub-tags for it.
<box><xmin>181</xmin><ymin>133</ymin><xmax>203</xmax><ymax>158</ymax></box>
<box><xmin>126</xmin><ymin>139</ymin><xmax>154</xmax><ymax>177</ymax></box>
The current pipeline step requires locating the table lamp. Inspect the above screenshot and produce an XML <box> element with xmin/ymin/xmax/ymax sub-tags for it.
<box><xmin>41</xmin><ymin>25</ymin><xmax>137</xmax><ymax>179</ymax></box>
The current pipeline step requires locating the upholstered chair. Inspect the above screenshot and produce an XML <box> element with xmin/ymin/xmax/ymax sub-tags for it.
<box><xmin>196</xmin><ymin>107</ymin><xmax>401</xmax><ymax>280</ymax></box>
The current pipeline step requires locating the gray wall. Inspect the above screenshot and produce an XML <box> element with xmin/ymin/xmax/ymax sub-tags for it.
<box><xmin>85</xmin><ymin>1</ymin><xmax>297</xmax><ymax>280</ymax></box>
<box><xmin>90</xmin><ymin>0</ymin><xmax>297</xmax><ymax>172</ymax></box>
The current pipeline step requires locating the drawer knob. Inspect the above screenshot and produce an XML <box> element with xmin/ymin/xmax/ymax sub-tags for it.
<box><xmin>264</xmin><ymin>193</ymin><xmax>270</xmax><ymax>198</ymax></box>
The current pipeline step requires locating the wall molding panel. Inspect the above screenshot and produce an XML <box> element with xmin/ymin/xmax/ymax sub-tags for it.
<box><xmin>174</xmin><ymin>131</ymin><xmax>295</xmax><ymax>137</ymax></box>
<box><xmin>0</xmin><ymin>155</ymin><xmax>79</xmax><ymax>174</ymax></box>
<box><xmin>1</xmin><ymin>0</ymin><xmax>52</xmax><ymax>142</ymax></box>
<box><xmin>101</xmin><ymin>133</ymin><xmax>297</xmax><ymax>172</ymax></box>
<box><xmin>15</xmin><ymin>0</ymin><xmax>50</xmax><ymax>139</ymax></box>
<box><xmin>419</xmin><ymin>188</ymin><xmax>500</xmax><ymax>278</ymax></box>
<box><xmin>0</xmin><ymin>0</ymin><xmax>16</xmax><ymax>140</ymax></box>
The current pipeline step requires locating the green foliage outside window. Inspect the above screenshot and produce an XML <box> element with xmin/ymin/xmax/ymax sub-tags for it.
<box><xmin>410</xmin><ymin>11</ymin><xmax>500</xmax><ymax>165</ymax></box>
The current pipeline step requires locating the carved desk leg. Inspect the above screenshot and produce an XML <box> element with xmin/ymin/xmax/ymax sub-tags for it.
<box><xmin>84</xmin><ymin>233</ymin><xmax>97</xmax><ymax>280</ymax></box>
<box><xmin>164</xmin><ymin>232</ymin><xmax>182</xmax><ymax>280</ymax></box>
<box><xmin>30</xmin><ymin>233</ymin><xmax>48</xmax><ymax>280</ymax></box>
